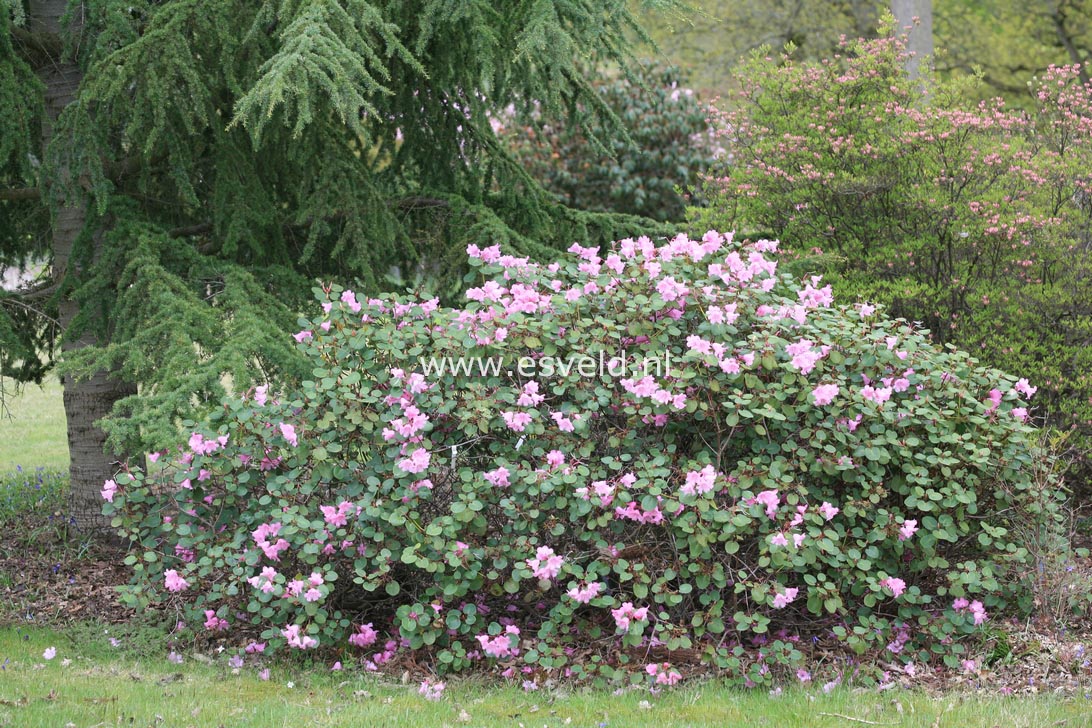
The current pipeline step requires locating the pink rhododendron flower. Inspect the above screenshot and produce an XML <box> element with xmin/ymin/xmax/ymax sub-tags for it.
<box><xmin>898</xmin><ymin>519</ymin><xmax>919</xmax><ymax>541</ymax></box>
<box><xmin>484</xmin><ymin>466</ymin><xmax>511</xmax><ymax>488</ymax></box>
<box><xmin>953</xmin><ymin>599</ymin><xmax>989</xmax><ymax>625</ymax></box>
<box><xmin>645</xmin><ymin>662</ymin><xmax>682</xmax><ymax>685</ymax></box>
<box><xmin>546</xmin><ymin>450</ymin><xmax>565</xmax><ymax>468</ymax></box>
<box><xmin>252</xmin><ymin>522</ymin><xmax>290</xmax><ymax>561</ymax></box>
<box><xmin>551</xmin><ymin>411</ymin><xmax>575</xmax><ymax>432</ymax></box>
<box><xmin>203</xmin><ymin>610</ymin><xmax>228</xmax><ymax>631</ymax></box>
<box><xmin>293</xmin><ymin>330</ymin><xmax>312</xmax><ymax>342</ymax></box>
<box><xmin>656</xmin><ymin>276</ymin><xmax>689</xmax><ymax>301</ymax></box>
<box><xmin>398</xmin><ymin>447</ymin><xmax>431</xmax><ymax>474</ymax></box>
<box><xmin>164</xmin><ymin>569</ymin><xmax>189</xmax><ymax>593</ymax></box>
<box><xmin>611</xmin><ymin>602</ymin><xmax>649</xmax><ymax>631</ymax></box>
<box><xmin>754</xmin><ymin>490</ymin><xmax>780</xmax><ymax>518</ymax></box>
<box><xmin>811</xmin><ymin>383</ymin><xmax>839</xmax><ymax>406</ymax></box>
<box><xmin>320</xmin><ymin>501</ymin><xmax>356</xmax><ymax>528</ymax></box>
<box><xmin>340</xmin><ymin>289</ymin><xmax>361</xmax><ymax>312</ymax></box>
<box><xmin>278</xmin><ymin>422</ymin><xmax>298</xmax><ymax>446</ymax></box>
<box><xmin>880</xmin><ymin>577</ymin><xmax>906</xmax><ymax>598</ymax></box>
<box><xmin>861</xmin><ymin>385</ymin><xmax>893</xmax><ymax>404</ymax></box>
<box><xmin>1013</xmin><ymin>378</ymin><xmax>1037</xmax><ymax>398</ymax></box>
<box><xmin>785</xmin><ymin>340</ymin><xmax>823</xmax><ymax>374</ymax></box>
<box><xmin>477</xmin><ymin>625</ymin><xmax>520</xmax><ymax>658</ymax></box>
<box><xmin>517</xmin><ymin>381</ymin><xmax>545</xmax><ymax>406</ymax></box>
<box><xmin>349</xmin><ymin>623</ymin><xmax>378</xmax><ymax>648</ymax></box>
<box><xmin>526</xmin><ymin>546</ymin><xmax>564</xmax><ymax>581</ymax></box>
<box><xmin>771</xmin><ymin>587</ymin><xmax>799</xmax><ymax>609</ymax></box>
<box><xmin>566</xmin><ymin>581</ymin><xmax>602</xmax><ymax>604</ymax></box>
<box><xmin>1011</xmin><ymin>407</ymin><xmax>1028</xmax><ymax>421</ymax></box>
<box><xmin>501</xmin><ymin>411</ymin><xmax>533</xmax><ymax>432</ymax></box>
<box><xmin>680</xmin><ymin>464</ymin><xmax>717</xmax><ymax>497</ymax></box>
<box><xmin>769</xmin><ymin>533</ymin><xmax>789</xmax><ymax>547</ymax></box>
<box><xmin>819</xmin><ymin>501</ymin><xmax>839</xmax><ymax>521</ymax></box>
<box><xmin>281</xmin><ymin>624</ymin><xmax>318</xmax><ymax>649</ymax></box>
<box><xmin>101</xmin><ymin>479</ymin><xmax>118</xmax><ymax>502</ymax></box>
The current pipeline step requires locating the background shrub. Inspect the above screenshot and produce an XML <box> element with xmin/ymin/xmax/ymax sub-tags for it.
<box><xmin>694</xmin><ymin>33</ymin><xmax>1092</xmax><ymax>491</ymax></box>
<box><xmin>501</xmin><ymin>62</ymin><xmax>717</xmax><ymax>222</ymax></box>
<box><xmin>106</xmin><ymin>232</ymin><xmax>1056</xmax><ymax>683</ymax></box>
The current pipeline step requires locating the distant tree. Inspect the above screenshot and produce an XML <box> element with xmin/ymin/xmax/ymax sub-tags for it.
<box><xmin>0</xmin><ymin>0</ymin><xmax>674</xmax><ymax>532</ymax></box>
<box><xmin>637</xmin><ymin>1</ymin><xmax>884</xmax><ymax>93</ymax></box>
<box><xmin>502</xmin><ymin>62</ymin><xmax>715</xmax><ymax>222</ymax></box>
<box><xmin>891</xmin><ymin>0</ymin><xmax>932</xmax><ymax>80</ymax></box>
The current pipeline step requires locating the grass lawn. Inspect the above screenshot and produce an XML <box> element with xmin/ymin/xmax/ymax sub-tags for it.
<box><xmin>0</xmin><ymin>377</ymin><xmax>67</xmax><ymax>472</ymax></box>
<box><xmin>0</xmin><ymin>626</ymin><xmax>1088</xmax><ymax>728</ymax></box>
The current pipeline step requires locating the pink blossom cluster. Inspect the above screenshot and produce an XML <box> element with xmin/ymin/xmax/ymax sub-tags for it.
<box><xmin>620</xmin><ymin>375</ymin><xmax>687</xmax><ymax>410</ymax></box>
<box><xmin>484</xmin><ymin>466</ymin><xmax>511</xmax><ymax>488</ymax></box>
<box><xmin>247</xmin><ymin>566</ymin><xmax>279</xmax><ymax>594</ymax></box>
<box><xmin>477</xmin><ymin>625</ymin><xmax>521</xmax><ymax>658</ymax></box>
<box><xmin>611</xmin><ymin>601</ymin><xmax>650</xmax><ymax>632</ymax></box>
<box><xmin>645</xmin><ymin>662</ymin><xmax>682</xmax><ymax>685</ymax></box>
<box><xmin>189</xmin><ymin>432</ymin><xmax>228</xmax><ymax>456</ymax></box>
<box><xmin>164</xmin><ymin>569</ymin><xmax>189</xmax><ymax>593</ymax></box>
<box><xmin>203</xmin><ymin>609</ymin><xmax>228</xmax><ymax>631</ymax></box>
<box><xmin>748</xmin><ymin>490</ymin><xmax>780</xmax><ymax>519</ymax></box>
<box><xmin>349</xmin><ymin>623</ymin><xmax>379</xmax><ymax>648</ymax></box>
<box><xmin>771</xmin><ymin>587</ymin><xmax>799</xmax><ymax>609</ymax></box>
<box><xmin>566</xmin><ymin>581</ymin><xmax>602</xmax><ymax>604</ymax></box>
<box><xmin>398</xmin><ymin>447</ymin><xmax>431</xmax><ymax>474</ymax></box>
<box><xmin>320</xmin><ymin>500</ymin><xmax>358</xmax><ymax>527</ymax></box>
<box><xmin>252</xmin><ymin>522</ymin><xmax>289</xmax><ymax>561</ymax></box>
<box><xmin>576</xmin><ymin>473</ymin><xmax>633</xmax><ymax>507</ymax></box>
<box><xmin>526</xmin><ymin>546</ymin><xmax>564</xmax><ymax>581</ymax></box>
<box><xmin>614</xmin><ymin>500</ymin><xmax>664</xmax><ymax>525</ymax></box>
<box><xmin>384</xmin><ymin>404</ymin><xmax>430</xmax><ymax>440</ymax></box>
<box><xmin>101</xmin><ymin>479</ymin><xmax>118</xmax><ymax>503</ymax></box>
<box><xmin>898</xmin><ymin>520</ymin><xmax>918</xmax><ymax>541</ymax></box>
<box><xmin>953</xmin><ymin>598</ymin><xmax>989</xmax><ymax>625</ymax></box>
<box><xmin>880</xmin><ymin>577</ymin><xmax>907</xmax><ymax>598</ymax></box>
<box><xmin>785</xmin><ymin>340</ymin><xmax>826</xmax><ymax>374</ymax></box>
<box><xmin>680</xmin><ymin>464</ymin><xmax>718</xmax><ymax>497</ymax></box>
<box><xmin>282</xmin><ymin>623</ymin><xmax>318</xmax><ymax>649</ymax></box>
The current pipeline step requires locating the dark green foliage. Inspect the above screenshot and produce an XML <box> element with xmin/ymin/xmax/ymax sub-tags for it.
<box><xmin>504</xmin><ymin>62</ymin><xmax>715</xmax><ymax>221</ymax></box>
<box><xmin>1</xmin><ymin>0</ymin><xmax>678</xmax><ymax>452</ymax></box>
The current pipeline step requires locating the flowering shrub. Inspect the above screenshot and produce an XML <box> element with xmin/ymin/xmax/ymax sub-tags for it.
<box><xmin>105</xmin><ymin>231</ymin><xmax>1056</xmax><ymax>684</ymax></box>
<box><xmin>696</xmin><ymin>32</ymin><xmax>1092</xmax><ymax>490</ymax></box>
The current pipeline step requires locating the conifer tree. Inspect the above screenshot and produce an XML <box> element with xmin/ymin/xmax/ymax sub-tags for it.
<box><xmin>0</xmin><ymin>0</ymin><xmax>672</xmax><ymax>531</ymax></box>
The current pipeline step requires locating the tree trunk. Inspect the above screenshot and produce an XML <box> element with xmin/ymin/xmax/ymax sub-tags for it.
<box><xmin>29</xmin><ymin>0</ymin><xmax>135</xmax><ymax>533</ymax></box>
<box><xmin>891</xmin><ymin>0</ymin><xmax>933</xmax><ymax>81</ymax></box>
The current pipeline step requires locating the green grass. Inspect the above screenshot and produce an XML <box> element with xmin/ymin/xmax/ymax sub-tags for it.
<box><xmin>0</xmin><ymin>626</ymin><xmax>1089</xmax><ymax>728</ymax></box>
<box><xmin>0</xmin><ymin>467</ymin><xmax>67</xmax><ymax>523</ymax></box>
<box><xmin>0</xmin><ymin>377</ymin><xmax>67</xmax><ymax>472</ymax></box>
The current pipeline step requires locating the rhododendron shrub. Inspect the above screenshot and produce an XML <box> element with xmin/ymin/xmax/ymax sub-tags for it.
<box><xmin>105</xmin><ymin>232</ymin><xmax>1056</xmax><ymax>682</ymax></box>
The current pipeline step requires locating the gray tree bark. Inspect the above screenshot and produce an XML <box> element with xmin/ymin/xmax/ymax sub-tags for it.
<box><xmin>891</xmin><ymin>0</ymin><xmax>934</xmax><ymax>81</ymax></box>
<box><xmin>28</xmin><ymin>0</ymin><xmax>135</xmax><ymax>533</ymax></box>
